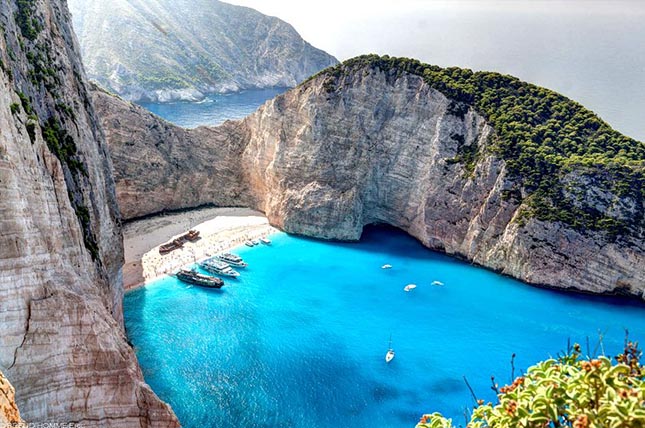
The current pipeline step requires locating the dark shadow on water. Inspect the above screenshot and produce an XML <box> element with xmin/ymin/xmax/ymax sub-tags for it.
<box><xmin>425</xmin><ymin>377</ymin><xmax>466</xmax><ymax>395</ymax></box>
<box><xmin>287</xmin><ymin>223</ymin><xmax>645</xmax><ymax>308</ymax></box>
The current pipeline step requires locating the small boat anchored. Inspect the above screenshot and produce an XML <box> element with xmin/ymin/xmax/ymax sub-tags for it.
<box><xmin>199</xmin><ymin>259</ymin><xmax>240</xmax><ymax>278</ymax></box>
<box><xmin>245</xmin><ymin>241</ymin><xmax>255</xmax><ymax>247</ymax></box>
<box><xmin>215</xmin><ymin>253</ymin><xmax>248</xmax><ymax>268</ymax></box>
<box><xmin>381</xmin><ymin>264</ymin><xmax>392</xmax><ymax>269</ymax></box>
<box><xmin>404</xmin><ymin>284</ymin><xmax>417</xmax><ymax>292</ymax></box>
<box><xmin>431</xmin><ymin>280</ymin><xmax>444</xmax><ymax>286</ymax></box>
<box><xmin>175</xmin><ymin>269</ymin><xmax>224</xmax><ymax>289</ymax></box>
<box><xmin>260</xmin><ymin>237</ymin><xmax>271</xmax><ymax>245</ymax></box>
<box><xmin>385</xmin><ymin>335</ymin><xmax>395</xmax><ymax>363</ymax></box>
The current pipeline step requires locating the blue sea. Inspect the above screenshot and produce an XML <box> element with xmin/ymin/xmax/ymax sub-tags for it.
<box><xmin>124</xmin><ymin>226</ymin><xmax>645</xmax><ymax>428</ymax></box>
<box><xmin>137</xmin><ymin>87</ymin><xmax>287</xmax><ymax>128</ymax></box>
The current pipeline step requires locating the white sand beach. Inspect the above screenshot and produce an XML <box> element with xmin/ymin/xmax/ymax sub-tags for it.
<box><xmin>122</xmin><ymin>207</ymin><xmax>278</xmax><ymax>290</ymax></box>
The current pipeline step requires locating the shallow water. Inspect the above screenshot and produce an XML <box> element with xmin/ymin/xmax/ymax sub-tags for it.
<box><xmin>137</xmin><ymin>87</ymin><xmax>287</xmax><ymax>128</ymax></box>
<box><xmin>125</xmin><ymin>226</ymin><xmax>645</xmax><ymax>427</ymax></box>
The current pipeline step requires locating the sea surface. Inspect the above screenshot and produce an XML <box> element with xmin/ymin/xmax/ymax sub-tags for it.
<box><xmin>137</xmin><ymin>2</ymin><xmax>645</xmax><ymax>141</ymax></box>
<box><xmin>229</xmin><ymin>0</ymin><xmax>645</xmax><ymax>142</ymax></box>
<box><xmin>137</xmin><ymin>87</ymin><xmax>287</xmax><ymax>128</ymax></box>
<box><xmin>124</xmin><ymin>226</ymin><xmax>645</xmax><ymax>428</ymax></box>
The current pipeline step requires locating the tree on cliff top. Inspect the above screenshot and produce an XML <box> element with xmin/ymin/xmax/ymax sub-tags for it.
<box><xmin>312</xmin><ymin>55</ymin><xmax>645</xmax><ymax>238</ymax></box>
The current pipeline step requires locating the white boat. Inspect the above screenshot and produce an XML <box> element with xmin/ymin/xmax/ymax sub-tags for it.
<box><xmin>381</xmin><ymin>264</ymin><xmax>392</xmax><ymax>269</ymax></box>
<box><xmin>404</xmin><ymin>284</ymin><xmax>417</xmax><ymax>292</ymax></box>
<box><xmin>245</xmin><ymin>241</ymin><xmax>255</xmax><ymax>247</ymax></box>
<box><xmin>199</xmin><ymin>259</ymin><xmax>240</xmax><ymax>277</ymax></box>
<box><xmin>385</xmin><ymin>335</ymin><xmax>395</xmax><ymax>363</ymax></box>
<box><xmin>431</xmin><ymin>280</ymin><xmax>444</xmax><ymax>286</ymax></box>
<box><xmin>260</xmin><ymin>237</ymin><xmax>271</xmax><ymax>245</ymax></box>
<box><xmin>215</xmin><ymin>253</ymin><xmax>248</xmax><ymax>268</ymax></box>
<box><xmin>251</xmin><ymin>239</ymin><xmax>260</xmax><ymax>246</ymax></box>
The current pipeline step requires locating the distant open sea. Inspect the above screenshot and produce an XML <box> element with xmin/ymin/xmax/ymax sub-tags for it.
<box><xmin>137</xmin><ymin>87</ymin><xmax>287</xmax><ymax>128</ymax></box>
<box><xmin>125</xmin><ymin>226</ymin><xmax>645</xmax><ymax>428</ymax></box>
<box><xmin>137</xmin><ymin>3</ymin><xmax>645</xmax><ymax>141</ymax></box>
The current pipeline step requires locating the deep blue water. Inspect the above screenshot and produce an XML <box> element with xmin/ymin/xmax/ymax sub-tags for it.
<box><xmin>124</xmin><ymin>226</ymin><xmax>645</xmax><ymax>428</ymax></box>
<box><xmin>137</xmin><ymin>87</ymin><xmax>287</xmax><ymax>128</ymax></box>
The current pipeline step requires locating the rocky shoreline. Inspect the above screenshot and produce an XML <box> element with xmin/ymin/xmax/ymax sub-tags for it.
<box><xmin>95</xmin><ymin>61</ymin><xmax>644</xmax><ymax>300</ymax></box>
<box><xmin>123</xmin><ymin>207</ymin><xmax>277</xmax><ymax>290</ymax></box>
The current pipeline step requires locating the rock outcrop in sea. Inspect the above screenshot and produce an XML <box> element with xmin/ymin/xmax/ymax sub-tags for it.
<box><xmin>0</xmin><ymin>0</ymin><xmax>178</xmax><ymax>425</ymax></box>
<box><xmin>95</xmin><ymin>57</ymin><xmax>644</xmax><ymax>300</ymax></box>
<box><xmin>68</xmin><ymin>0</ymin><xmax>339</xmax><ymax>102</ymax></box>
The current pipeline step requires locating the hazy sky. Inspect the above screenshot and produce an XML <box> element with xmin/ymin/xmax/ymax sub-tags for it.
<box><xmin>226</xmin><ymin>1</ymin><xmax>645</xmax><ymax>62</ymax></box>
<box><xmin>225</xmin><ymin>0</ymin><xmax>645</xmax><ymax>140</ymax></box>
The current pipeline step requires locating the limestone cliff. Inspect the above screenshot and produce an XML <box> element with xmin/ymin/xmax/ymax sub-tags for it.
<box><xmin>91</xmin><ymin>84</ymin><xmax>251</xmax><ymax>220</ymax></box>
<box><xmin>68</xmin><ymin>0</ymin><xmax>338</xmax><ymax>102</ymax></box>
<box><xmin>95</xmin><ymin>58</ymin><xmax>644</xmax><ymax>299</ymax></box>
<box><xmin>0</xmin><ymin>0</ymin><xmax>178</xmax><ymax>425</ymax></box>
<box><xmin>0</xmin><ymin>371</ymin><xmax>22</xmax><ymax>425</ymax></box>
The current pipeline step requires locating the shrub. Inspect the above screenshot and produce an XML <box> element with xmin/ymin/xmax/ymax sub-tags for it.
<box><xmin>416</xmin><ymin>342</ymin><xmax>645</xmax><ymax>428</ymax></box>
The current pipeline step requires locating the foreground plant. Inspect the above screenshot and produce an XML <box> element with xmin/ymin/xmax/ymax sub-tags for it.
<box><xmin>417</xmin><ymin>342</ymin><xmax>645</xmax><ymax>428</ymax></box>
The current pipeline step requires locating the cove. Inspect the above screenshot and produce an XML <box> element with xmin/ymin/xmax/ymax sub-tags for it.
<box><xmin>124</xmin><ymin>225</ymin><xmax>645</xmax><ymax>428</ymax></box>
<box><xmin>136</xmin><ymin>87</ymin><xmax>287</xmax><ymax>128</ymax></box>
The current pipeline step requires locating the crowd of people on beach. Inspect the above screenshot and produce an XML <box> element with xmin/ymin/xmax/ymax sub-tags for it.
<box><xmin>140</xmin><ymin>225</ymin><xmax>277</xmax><ymax>283</ymax></box>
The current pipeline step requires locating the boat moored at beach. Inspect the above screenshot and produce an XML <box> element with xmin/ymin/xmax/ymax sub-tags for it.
<box><xmin>175</xmin><ymin>269</ymin><xmax>224</xmax><ymax>288</ymax></box>
<box><xmin>260</xmin><ymin>237</ymin><xmax>271</xmax><ymax>245</ymax></box>
<box><xmin>158</xmin><ymin>229</ymin><xmax>200</xmax><ymax>255</ymax></box>
<box><xmin>159</xmin><ymin>239</ymin><xmax>184</xmax><ymax>255</ymax></box>
<box><xmin>200</xmin><ymin>259</ymin><xmax>240</xmax><ymax>277</ymax></box>
<box><xmin>215</xmin><ymin>253</ymin><xmax>248</xmax><ymax>268</ymax></box>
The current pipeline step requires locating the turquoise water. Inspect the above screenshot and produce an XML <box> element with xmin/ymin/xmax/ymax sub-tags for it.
<box><xmin>124</xmin><ymin>226</ymin><xmax>645</xmax><ymax>427</ymax></box>
<box><xmin>137</xmin><ymin>87</ymin><xmax>287</xmax><ymax>128</ymax></box>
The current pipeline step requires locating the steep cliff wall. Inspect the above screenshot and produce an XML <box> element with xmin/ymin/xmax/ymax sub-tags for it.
<box><xmin>239</xmin><ymin>68</ymin><xmax>644</xmax><ymax>298</ymax></box>
<box><xmin>95</xmin><ymin>59</ymin><xmax>644</xmax><ymax>299</ymax></box>
<box><xmin>68</xmin><ymin>0</ymin><xmax>338</xmax><ymax>102</ymax></box>
<box><xmin>0</xmin><ymin>0</ymin><xmax>178</xmax><ymax>425</ymax></box>
<box><xmin>92</xmin><ymin>85</ymin><xmax>252</xmax><ymax>220</ymax></box>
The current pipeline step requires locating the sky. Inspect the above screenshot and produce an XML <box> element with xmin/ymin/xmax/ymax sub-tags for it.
<box><xmin>225</xmin><ymin>0</ymin><xmax>645</xmax><ymax>62</ymax></box>
<box><xmin>225</xmin><ymin>0</ymin><xmax>645</xmax><ymax>140</ymax></box>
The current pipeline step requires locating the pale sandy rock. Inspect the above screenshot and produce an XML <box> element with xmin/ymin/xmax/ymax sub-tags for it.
<box><xmin>0</xmin><ymin>371</ymin><xmax>22</xmax><ymax>425</ymax></box>
<box><xmin>92</xmin><ymin>85</ymin><xmax>253</xmax><ymax>220</ymax></box>
<box><xmin>0</xmin><ymin>0</ymin><xmax>177</xmax><ymax>425</ymax></box>
<box><xmin>68</xmin><ymin>0</ymin><xmax>338</xmax><ymax>102</ymax></box>
<box><xmin>96</xmin><ymin>65</ymin><xmax>644</xmax><ymax>299</ymax></box>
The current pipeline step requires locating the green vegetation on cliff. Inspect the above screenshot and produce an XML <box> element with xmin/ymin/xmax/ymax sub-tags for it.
<box><xmin>7</xmin><ymin>1</ymin><xmax>100</xmax><ymax>261</ymax></box>
<box><xmin>417</xmin><ymin>341</ymin><xmax>644</xmax><ymax>428</ymax></box>
<box><xmin>313</xmin><ymin>55</ymin><xmax>645</xmax><ymax>236</ymax></box>
<box><xmin>15</xmin><ymin>0</ymin><xmax>42</xmax><ymax>41</ymax></box>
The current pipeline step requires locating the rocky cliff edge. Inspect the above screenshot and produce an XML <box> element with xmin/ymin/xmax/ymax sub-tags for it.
<box><xmin>0</xmin><ymin>0</ymin><xmax>178</xmax><ymax>425</ymax></box>
<box><xmin>95</xmin><ymin>57</ymin><xmax>644</xmax><ymax>300</ymax></box>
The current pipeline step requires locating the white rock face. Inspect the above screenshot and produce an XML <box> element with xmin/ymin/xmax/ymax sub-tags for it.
<box><xmin>92</xmin><ymin>85</ymin><xmax>251</xmax><ymax>220</ymax></box>
<box><xmin>241</xmin><ymin>70</ymin><xmax>645</xmax><ymax>298</ymax></box>
<box><xmin>96</xmin><ymin>66</ymin><xmax>645</xmax><ymax>299</ymax></box>
<box><xmin>68</xmin><ymin>0</ymin><xmax>339</xmax><ymax>102</ymax></box>
<box><xmin>0</xmin><ymin>0</ymin><xmax>178</xmax><ymax>425</ymax></box>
